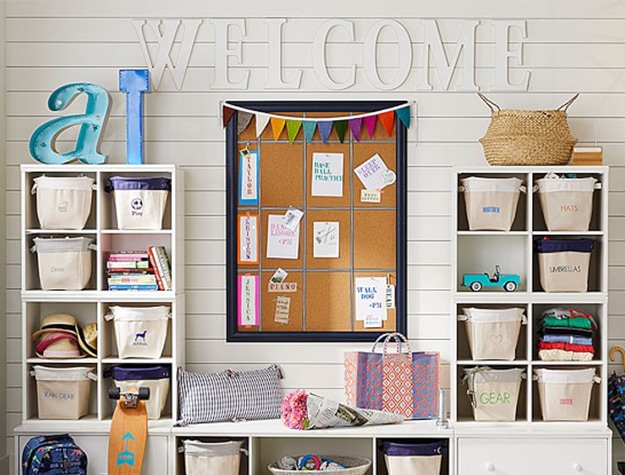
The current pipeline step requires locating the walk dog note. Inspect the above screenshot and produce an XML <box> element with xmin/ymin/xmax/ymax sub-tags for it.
<box><xmin>355</xmin><ymin>277</ymin><xmax>387</xmax><ymax>324</ymax></box>
<box><xmin>267</xmin><ymin>214</ymin><xmax>300</xmax><ymax>259</ymax></box>
<box><xmin>311</xmin><ymin>153</ymin><xmax>344</xmax><ymax>197</ymax></box>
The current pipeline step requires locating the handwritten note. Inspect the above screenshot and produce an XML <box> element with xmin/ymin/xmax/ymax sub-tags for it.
<box><xmin>311</xmin><ymin>153</ymin><xmax>344</xmax><ymax>197</ymax></box>
<box><xmin>274</xmin><ymin>296</ymin><xmax>291</xmax><ymax>324</ymax></box>
<box><xmin>239</xmin><ymin>150</ymin><xmax>259</xmax><ymax>205</ymax></box>
<box><xmin>266</xmin><ymin>215</ymin><xmax>300</xmax><ymax>259</ymax></box>
<box><xmin>354</xmin><ymin>153</ymin><xmax>396</xmax><ymax>191</ymax></box>
<box><xmin>238</xmin><ymin>214</ymin><xmax>258</xmax><ymax>264</ymax></box>
<box><xmin>238</xmin><ymin>275</ymin><xmax>259</xmax><ymax>326</ymax></box>
<box><xmin>355</xmin><ymin>277</ymin><xmax>387</xmax><ymax>322</ymax></box>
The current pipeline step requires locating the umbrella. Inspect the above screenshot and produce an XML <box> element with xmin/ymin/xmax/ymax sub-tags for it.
<box><xmin>608</xmin><ymin>347</ymin><xmax>625</xmax><ymax>442</ymax></box>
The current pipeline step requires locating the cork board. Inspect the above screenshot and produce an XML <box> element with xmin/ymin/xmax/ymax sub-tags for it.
<box><xmin>226</xmin><ymin>101</ymin><xmax>408</xmax><ymax>342</ymax></box>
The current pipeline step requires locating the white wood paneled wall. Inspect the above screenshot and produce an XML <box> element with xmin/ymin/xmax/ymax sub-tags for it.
<box><xmin>0</xmin><ymin>0</ymin><xmax>7</xmax><ymax>471</ymax></box>
<box><xmin>4</xmin><ymin>0</ymin><xmax>625</xmax><ymax>471</ymax></box>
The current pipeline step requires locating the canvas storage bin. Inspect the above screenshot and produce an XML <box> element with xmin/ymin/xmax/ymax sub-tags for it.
<box><xmin>460</xmin><ymin>177</ymin><xmax>525</xmax><ymax>231</ymax></box>
<box><xmin>111</xmin><ymin>365</ymin><xmax>169</xmax><ymax>420</ymax></box>
<box><xmin>459</xmin><ymin>307</ymin><xmax>526</xmax><ymax>360</ymax></box>
<box><xmin>31</xmin><ymin>365</ymin><xmax>96</xmax><ymax>420</ymax></box>
<box><xmin>463</xmin><ymin>367</ymin><xmax>525</xmax><ymax>421</ymax></box>
<box><xmin>536</xmin><ymin>238</ymin><xmax>594</xmax><ymax>292</ymax></box>
<box><xmin>534</xmin><ymin>175</ymin><xmax>600</xmax><ymax>231</ymax></box>
<box><xmin>105</xmin><ymin>306</ymin><xmax>170</xmax><ymax>359</ymax></box>
<box><xmin>382</xmin><ymin>440</ymin><xmax>445</xmax><ymax>475</ymax></box>
<box><xmin>534</xmin><ymin>368</ymin><xmax>599</xmax><ymax>421</ymax></box>
<box><xmin>182</xmin><ymin>440</ymin><xmax>245</xmax><ymax>475</ymax></box>
<box><xmin>107</xmin><ymin>176</ymin><xmax>171</xmax><ymax>230</ymax></box>
<box><xmin>32</xmin><ymin>237</ymin><xmax>95</xmax><ymax>290</ymax></box>
<box><xmin>32</xmin><ymin>175</ymin><xmax>96</xmax><ymax>230</ymax></box>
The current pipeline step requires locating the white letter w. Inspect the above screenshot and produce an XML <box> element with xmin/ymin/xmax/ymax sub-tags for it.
<box><xmin>133</xmin><ymin>19</ymin><xmax>202</xmax><ymax>90</ymax></box>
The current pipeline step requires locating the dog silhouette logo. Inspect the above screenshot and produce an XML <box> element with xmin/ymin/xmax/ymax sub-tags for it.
<box><xmin>133</xmin><ymin>330</ymin><xmax>147</xmax><ymax>345</ymax></box>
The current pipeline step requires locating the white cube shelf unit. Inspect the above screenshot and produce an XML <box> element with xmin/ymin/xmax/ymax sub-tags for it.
<box><xmin>17</xmin><ymin>164</ymin><xmax>185</xmax><ymax>427</ymax></box>
<box><xmin>452</xmin><ymin>166</ymin><xmax>611</xmax><ymax>474</ymax></box>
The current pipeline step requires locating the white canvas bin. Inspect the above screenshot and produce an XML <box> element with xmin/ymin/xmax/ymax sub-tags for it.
<box><xmin>460</xmin><ymin>308</ymin><xmax>526</xmax><ymax>360</ymax></box>
<box><xmin>32</xmin><ymin>237</ymin><xmax>95</xmax><ymax>290</ymax></box>
<box><xmin>534</xmin><ymin>368</ymin><xmax>599</xmax><ymax>421</ymax></box>
<box><xmin>105</xmin><ymin>306</ymin><xmax>170</xmax><ymax>359</ymax></box>
<box><xmin>32</xmin><ymin>175</ymin><xmax>96</xmax><ymax>230</ymax></box>
<box><xmin>108</xmin><ymin>176</ymin><xmax>171</xmax><ymax>230</ymax></box>
<box><xmin>460</xmin><ymin>177</ymin><xmax>525</xmax><ymax>231</ymax></box>
<box><xmin>182</xmin><ymin>440</ymin><xmax>245</xmax><ymax>475</ymax></box>
<box><xmin>31</xmin><ymin>365</ymin><xmax>96</xmax><ymax>420</ymax></box>
<box><xmin>463</xmin><ymin>367</ymin><xmax>525</xmax><ymax>421</ymax></box>
<box><xmin>536</xmin><ymin>239</ymin><xmax>594</xmax><ymax>293</ymax></box>
<box><xmin>383</xmin><ymin>441</ymin><xmax>445</xmax><ymax>475</ymax></box>
<box><xmin>534</xmin><ymin>175</ymin><xmax>600</xmax><ymax>231</ymax></box>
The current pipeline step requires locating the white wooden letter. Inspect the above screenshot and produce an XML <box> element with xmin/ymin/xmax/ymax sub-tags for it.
<box><xmin>133</xmin><ymin>19</ymin><xmax>201</xmax><ymax>90</ymax></box>
<box><xmin>490</xmin><ymin>20</ymin><xmax>530</xmax><ymax>91</ymax></box>
<box><xmin>420</xmin><ymin>19</ymin><xmax>478</xmax><ymax>91</ymax></box>
<box><xmin>363</xmin><ymin>20</ymin><xmax>412</xmax><ymax>90</ymax></box>
<box><xmin>312</xmin><ymin>19</ymin><xmax>356</xmax><ymax>90</ymax></box>
<box><xmin>210</xmin><ymin>19</ymin><xmax>250</xmax><ymax>89</ymax></box>
<box><xmin>265</xmin><ymin>18</ymin><xmax>302</xmax><ymax>89</ymax></box>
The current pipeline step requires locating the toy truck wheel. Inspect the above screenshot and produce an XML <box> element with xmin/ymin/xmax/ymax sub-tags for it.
<box><xmin>469</xmin><ymin>281</ymin><xmax>482</xmax><ymax>292</ymax></box>
<box><xmin>504</xmin><ymin>281</ymin><xmax>517</xmax><ymax>292</ymax></box>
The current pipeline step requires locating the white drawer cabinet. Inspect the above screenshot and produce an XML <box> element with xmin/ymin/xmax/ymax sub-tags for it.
<box><xmin>457</xmin><ymin>437</ymin><xmax>609</xmax><ymax>475</ymax></box>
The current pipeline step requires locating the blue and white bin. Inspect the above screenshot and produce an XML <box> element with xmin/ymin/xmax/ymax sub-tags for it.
<box><xmin>107</xmin><ymin>176</ymin><xmax>171</xmax><ymax>230</ymax></box>
<box><xmin>460</xmin><ymin>176</ymin><xmax>525</xmax><ymax>231</ymax></box>
<box><xmin>111</xmin><ymin>365</ymin><xmax>169</xmax><ymax>420</ymax></box>
<box><xmin>382</xmin><ymin>440</ymin><xmax>446</xmax><ymax>475</ymax></box>
<box><xmin>536</xmin><ymin>238</ymin><xmax>594</xmax><ymax>292</ymax></box>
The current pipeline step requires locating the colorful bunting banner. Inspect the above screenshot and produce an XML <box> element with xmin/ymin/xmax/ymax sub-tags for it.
<box><xmin>378</xmin><ymin>110</ymin><xmax>395</xmax><ymax>136</ymax></box>
<box><xmin>256</xmin><ymin>113</ymin><xmax>271</xmax><ymax>137</ymax></box>
<box><xmin>271</xmin><ymin>117</ymin><xmax>286</xmax><ymax>140</ymax></box>
<box><xmin>318</xmin><ymin>121</ymin><xmax>333</xmax><ymax>144</ymax></box>
<box><xmin>349</xmin><ymin>118</ymin><xmax>362</xmax><ymax>142</ymax></box>
<box><xmin>396</xmin><ymin>106</ymin><xmax>410</xmax><ymax>129</ymax></box>
<box><xmin>286</xmin><ymin>119</ymin><xmax>302</xmax><ymax>143</ymax></box>
<box><xmin>223</xmin><ymin>106</ymin><xmax>235</xmax><ymax>128</ymax></box>
<box><xmin>334</xmin><ymin>120</ymin><xmax>348</xmax><ymax>143</ymax></box>
<box><xmin>363</xmin><ymin>115</ymin><xmax>377</xmax><ymax>138</ymax></box>
<box><xmin>237</xmin><ymin>111</ymin><xmax>253</xmax><ymax>135</ymax></box>
<box><xmin>303</xmin><ymin>120</ymin><xmax>317</xmax><ymax>143</ymax></box>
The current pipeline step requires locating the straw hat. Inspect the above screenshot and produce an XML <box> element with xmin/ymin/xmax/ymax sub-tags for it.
<box><xmin>76</xmin><ymin>322</ymin><xmax>97</xmax><ymax>358</ymax></box>
<box><xmin>32</xmin><ymin>313</ymin><xmax>78</xmax><ymax>341</ymax></box>
<box><xmin>35</xmin><ymin>332</ymin><xmax>82</xmax><ymax>358</ymax></box>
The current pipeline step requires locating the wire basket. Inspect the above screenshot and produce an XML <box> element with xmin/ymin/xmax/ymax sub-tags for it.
<box><xmin>267</xmin><ymin>455</ymin><xmax>371</xmax><ymax>475</ymax></box>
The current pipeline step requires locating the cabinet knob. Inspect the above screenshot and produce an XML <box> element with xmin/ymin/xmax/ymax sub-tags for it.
<box><xmin>485</xmin><ymin>462</ymin><xmax>495</xmax><ymax>472</ymax></box>
<box><xmin>572</xmin><ymin>463</ymin><xmax>583</xmax><ymax>472</ymax></box>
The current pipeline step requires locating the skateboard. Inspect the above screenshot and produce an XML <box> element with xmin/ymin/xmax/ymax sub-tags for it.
<box><xmin>107</xmin><ymin>387</ymin><xmax>150</xmax><ymax>475</ymax></box>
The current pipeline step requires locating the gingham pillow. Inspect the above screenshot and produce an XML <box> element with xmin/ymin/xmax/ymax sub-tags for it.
<box><xmin>177</xmin><ymin>364</ymin><xmax>284</xmax><ymax>426</ymax></box>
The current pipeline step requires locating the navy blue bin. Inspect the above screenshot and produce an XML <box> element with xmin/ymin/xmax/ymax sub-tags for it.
<box><xmin>106</xmin><ymin>176</ymin><xmax>172</xmax><ymax>230</ymax></box>
<box><xmin>111</xmin><ymin>365</ymin><xmax>170</xmax><ymax>420</ymax></box>
<box><xmin>382</xmin><ymin>440</ymin><xmax>446</xmax><ymax>475</ymax></box>
<box><xmin>536</xmin><ymin>238</ymin><xmax>595</xmax><ymax>292</ymax></box>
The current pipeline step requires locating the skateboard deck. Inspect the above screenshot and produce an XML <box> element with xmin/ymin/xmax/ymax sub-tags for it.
<box><xmin>108</xmin><ymin>395</ymin><xmax>148</xmax><ymax>475</ymax></box>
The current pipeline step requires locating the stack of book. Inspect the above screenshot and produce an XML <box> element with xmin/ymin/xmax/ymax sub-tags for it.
<box><xmin>107</xmin><ymin>250</ymin><xmax>158</xmax><ymax>291</ymax></box>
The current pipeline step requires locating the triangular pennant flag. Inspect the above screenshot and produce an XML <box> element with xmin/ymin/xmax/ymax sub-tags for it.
<box><xmin>302</xmin><ymin>121</ymin><xmax>317</xmax><ymax>143</ymax></box>
<box><xmin>237</xmin><ymin>111</ymin><xmax>253</xmax><ymax>134</ymax></box>
<box><xmin>318</xmin><ymin>121</ymin><xmax>333</xmax><ymax>144</ymax></box>
<box><xmin>348</xmin><ymin>118</ymin><xmax>362</xmax><ymax>142</ymax></box>
<box><xmin>222</xmin><ymin>106</ymin><xmax>235</xmax><ymax>128</ymax></box>
<box><xmin>363</xmin><ymin>115</ymin><xmax>377</xmax><ymax>138</ymax></box>
<box><xmin>271</xmin><ymin>117</ymin><xmax>286</xmax><ymax>140</ymax></box>
<box><xmin>286</xmin><ymin>119</ymin><xmax>302</xmax><ymax>143</ymax></box>
<box><xmin>255</xmin><ymin>113</ymin><xmax>271</xmax><ymax>137</ymax></box>
<box><xmin>396</xmin><ymin>106</ymin><xmax>410</xmax><ymax>129</ymax></box>
<box><xmin>335</xmin><ymin>120</ymin><xmax>348</xmax><ymax>143</ymax></box>
<box><xmin>378</xmin><ymin>110</ymin><xmax>395</xmax><ymax>136</ymax></box>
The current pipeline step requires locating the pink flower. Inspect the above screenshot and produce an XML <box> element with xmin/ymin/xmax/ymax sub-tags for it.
<box><xmin>280</xmin><ymin>389</ymin><xmax>310</xmax><ymax>430</ymax></box>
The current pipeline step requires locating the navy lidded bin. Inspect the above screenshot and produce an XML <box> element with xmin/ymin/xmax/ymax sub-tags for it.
<box><xmin>536</xmin><ymin>238</ymin><xmax>595</xmax><ymax>292</ymax></box>
<box><xmin>107</xmin><ymin>176</ymin><xmax>172</xmax><ymax>230</ymax></box>
<box><xmin>382</xmin><ymin>440</ymin><xmax>446</xmax><ymax>475</ymax></box>
<box><xmin>111</xmin><ymin>365</ymin><xmax>170</xmax><ymax>420</ymax></box>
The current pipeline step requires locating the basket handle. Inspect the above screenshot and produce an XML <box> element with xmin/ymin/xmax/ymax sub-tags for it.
<box><xmin>477</xmin><ymin>92</ymin><xmax>501</xmax><ymax>112</ymax></box>
<box><xmin>557</xmin><ymin>93</ymin><xmax>579</xmax><ymax>112</ymax></box>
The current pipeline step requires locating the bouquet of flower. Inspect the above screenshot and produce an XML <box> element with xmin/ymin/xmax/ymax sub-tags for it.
<box><xmin>281</xmin><ymin>390</ymin><xmax>404</xmax><ymax>430</ymax></box>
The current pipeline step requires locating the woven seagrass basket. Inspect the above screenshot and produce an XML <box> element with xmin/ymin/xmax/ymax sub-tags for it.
<box><xmin>268</xmin><ymin>455</ymin><xmax>371</xmax><ymax>475</ymax></box>
<box><xmin>478</xmin><ymin>93</ymin><xmax>579</xmax><ymax>166</ymax></box>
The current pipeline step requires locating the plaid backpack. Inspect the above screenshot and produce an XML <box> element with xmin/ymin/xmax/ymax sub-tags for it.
<box><xmin>22</xmin><ymin>434</ymin><xmax>87</xmax><ymax>475</ymax></box>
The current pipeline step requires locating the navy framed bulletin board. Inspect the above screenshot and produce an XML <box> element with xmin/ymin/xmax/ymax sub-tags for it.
<box><xmin>225</xmin><ymin>101</ymin><xmax>408</xmax><ymax>342</ymax></box>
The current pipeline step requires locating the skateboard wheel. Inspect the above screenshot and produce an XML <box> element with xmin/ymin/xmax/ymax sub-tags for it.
<box><xmin>108</xmin><ymin>387</ymin><xmax>121</xmax><ymax>400</ymax></box>
<box><xmin>139</xmin><ymin>387</ymin><xmax>150</xmax><ymax>400</ymax></box>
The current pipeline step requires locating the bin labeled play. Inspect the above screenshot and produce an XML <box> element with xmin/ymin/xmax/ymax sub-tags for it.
<box><xmin>31</xmin><ymin>365</ymin><xmax>96</xmax><ymax>420</ymax></box>
<box><xmin>105</xmin><ymin>305</ymin><xmax>170</xmax><ymax>359</ymax></box>
<box><xmin>32</xmin><ymin>237</ymin><xmax>95</xmax><ymax>290</ymax></box>
<box><xmin>459</xmin><ymin>307</ymin><xmax>526</xmax><ymax>360</ymax></box>
<box><xmin>534</xmin><ymin>368</ymin><xmax>599</xmax><ymax>421</ymax></box>
<box><xmin>107</xmin><ymin>176</ymin><xmax>171</xmax><ymax>230</ymax></box>
<box><xmin>463</xmin><ymin>367</ymin><xmax>525</xmax><ymax>421</ymax></box>
<box><xmin>534</xmin><ymin>175</ymin><xmax>600</xmax><ymax>231</ymax></box>
<box><xmin>382</xmin><ymin>440</ymin><xmax>445</xmax><ymax>475</ymax></box>
<box><xmin>182</xmin><ymin>439</ymin><xmax>245</xmax><ymax>475</ymax></box>
<box><xmin>536</xmin><ymin>238</ymin><xmax>594</xmax><ymax>292</ymax></box>
<box><xmin>32</xmin><ymin>175</ymin><xmax>96</xmax><ymax>230</ymax></box>
<box><xmin>111</xmin><ymin>365</ymin><xmax>170</xmax><ymax>420</ymax></box>
<box><xmin>460</xmin><ymin>176</ymin><xmax>525</xmax><ymax>231</ymax></box>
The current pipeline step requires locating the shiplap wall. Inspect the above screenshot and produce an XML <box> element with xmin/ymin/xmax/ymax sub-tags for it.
<box><xmin>4</xmin><ymin>0</ymin><xmax>625</xmax><ymax>471</ymax></box>
<box><xmin>0</xmin><ymin>0</ymin><xmax>7</xmax><ymax>470</ymax></box>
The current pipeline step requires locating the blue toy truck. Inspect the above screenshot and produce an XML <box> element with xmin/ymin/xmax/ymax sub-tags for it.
<box><xmin>462</xmin><ymin>265</ymin><xmax>520</xmax><ymax>292</ymax></box>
